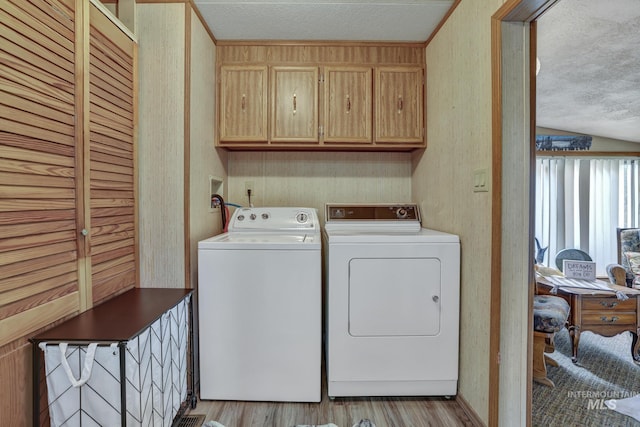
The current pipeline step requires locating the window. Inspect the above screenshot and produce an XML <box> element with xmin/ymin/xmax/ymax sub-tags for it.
<box><xmin>535</xmin><ymin>157</ymin><xmax>640</xmax><ymax>275</ymax></box>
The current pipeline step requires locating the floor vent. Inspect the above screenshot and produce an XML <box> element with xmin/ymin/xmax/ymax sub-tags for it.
<box><xmin>175</xmin><ymin>414</ymin><xmax>206</xmax><ymax>427</ymax></box>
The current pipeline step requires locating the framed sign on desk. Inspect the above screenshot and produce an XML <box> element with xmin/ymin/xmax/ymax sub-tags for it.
<box><xmin>563</xmin><ymin>260</ymin><xmax>596</xmax><ymax>281</ymax></box>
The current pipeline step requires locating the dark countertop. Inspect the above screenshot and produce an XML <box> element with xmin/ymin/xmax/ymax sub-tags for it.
<box><xmin>30</xmin><ymin>288</ymin><xmax>192</xmax><ymax>343</ymax></box>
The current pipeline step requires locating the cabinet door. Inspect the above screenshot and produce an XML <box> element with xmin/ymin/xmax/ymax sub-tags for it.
<box><xmin>219</xmin><ymin>66</ymin><xmax>268</xmax><ymax>142</ymax></box>
<box><xmin>271</xmin><ymin>66</ymin><xmax>319</xmax><ymax>143</ymax></box>
<box><xmin>324</xmin><ymin>67</ymin><xmax>372</xmax><ymax>144</ymax></box>
<box><xmin>0</xmin><ymin>0</ymin><xmax>80</xmax><ymax>345</ymax></box>
<box><xmin>88</xmin><ymin>2</ymin><xmax>137</xmax><ymax>305</ymax></box>
<box><xmin>375</xmin><ymin>67</ymin><xmax>424</xmax><ymax>144</ymax></box>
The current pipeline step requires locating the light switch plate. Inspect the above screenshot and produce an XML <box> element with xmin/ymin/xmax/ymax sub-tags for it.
<box><xmin>473</xmin><ymin>168</ymin><xmax>490</xmax><ymax>192</ymax></box>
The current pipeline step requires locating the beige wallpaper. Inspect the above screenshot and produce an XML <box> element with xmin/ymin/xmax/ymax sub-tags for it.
<box><xmin>137</xmin><ymin>3</ymin><xmax>186</xmax><ymax>288</ymax></box>
<box><xmin>138</xmin><ymin>4</ymin><xmax>227</xmax><ymax>290</ymax></box>
<box><xmin>415</xmin><ymin>0</ymin><xmax>506</xmax><ymax>423</ymax></box>
<box><xmin>189</xmin><ymin>9</ymin><xmax>228</xmax><ymax>290</ymax></box>
<box><xmin>227</xmin><ymin>152</ymin><xmax>412</xmax><ymax>219</ymax></box>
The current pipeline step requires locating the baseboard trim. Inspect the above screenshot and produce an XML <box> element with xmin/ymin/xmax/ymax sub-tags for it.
<box><xmin>456</xmin><ymin>393</ymin><xmax>486</xmax><ymax>427</ymax></box>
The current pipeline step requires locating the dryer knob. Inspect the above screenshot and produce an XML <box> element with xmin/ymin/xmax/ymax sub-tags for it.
<box><xmin>250</xmin><ymin>213</ymin><xmax>257</xmax><ymax>220</ymax></box>
<box><xmin>237</xmin><ymin>215</ymin><xmax>245</xmax><ymax>221</ymax></box>
<box><xmin>262</xmin><ymin>213</ymin><xmax>269</xmax><ymax>220</ymax></box>
<box><xmin>296</xmin><ymin>212</ymin><xmax>309</xmax><ymax>223</ymax></box>
<box><xmin>432</xmin><ymin>295</ymin><xmax>440</xmax><ymax>303</ymax></box>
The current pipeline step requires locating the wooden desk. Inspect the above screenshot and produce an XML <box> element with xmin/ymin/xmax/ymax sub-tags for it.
<box><xmin>537</xmin><ymin>279</ymin><xmax>640</xmax><ymax>364</ymax></box>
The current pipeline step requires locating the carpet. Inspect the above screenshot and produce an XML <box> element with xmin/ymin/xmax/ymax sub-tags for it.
<box><xmin>532</xmin><ymin>329</ymin><xmax>640</xmax><ymax>426</ymax></box>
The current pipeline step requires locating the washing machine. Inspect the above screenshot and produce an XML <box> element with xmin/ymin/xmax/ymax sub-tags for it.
<box><xmin>323</xmin><ymin>203</ymin><xmax>460</xmax><ymax>398</ymax></box>
<box><xmin>198</xmin><ymin>207</ymin><xmax>321</xmax><ymax>402</ymax></box>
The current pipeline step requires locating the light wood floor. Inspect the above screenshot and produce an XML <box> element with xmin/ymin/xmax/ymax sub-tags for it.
<box><xmin>187</xmin><ymin>383</ymin><xmax>481</xmax><ymax>427</ymax></box>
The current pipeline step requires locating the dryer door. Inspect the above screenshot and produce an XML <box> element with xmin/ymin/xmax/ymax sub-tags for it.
<box><xmin>348</xmin><ymin>257</ymin><xmax>441</xmax><ymax>336</ymax></box>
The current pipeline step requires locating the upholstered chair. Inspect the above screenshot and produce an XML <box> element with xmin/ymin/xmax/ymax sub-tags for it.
<box><xmin>607</xmin><ymin>228</ymin><xmax>640</xmax><ymax>288</ymax></box>
<box><xmin>532</xmin><ymin>294</ymin><xmax>570</xmax><ymax>387</ymax></box>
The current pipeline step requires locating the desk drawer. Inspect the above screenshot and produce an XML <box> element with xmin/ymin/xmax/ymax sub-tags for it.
<box><xmin>582</xmin><ymin>311</ymin><xmax>636</xmax><ymax>325</ymax></box>
<box><xmin>582</xmin><ymin>298</ymin><xmax>636</xmax><ymax>311</ymax></box>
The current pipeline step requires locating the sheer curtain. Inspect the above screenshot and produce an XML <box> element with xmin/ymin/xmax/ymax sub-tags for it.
<box><xmin>535</xmin><ymin>158</ymin><xmax>584</xmax><ymax>268</ymax></box>
<box><xmin>535</xmin><ymin>157</ymin><xmax>640</xmax><ymax>276</ymax></box>
<box><xmin>588</xmin><ymin>159</ymin><xmax>620</xmax><ymax>272</ymax></box>
<box><xmin>620</xmin><ymin>159</ymin><xmax>640</xmax><ymax>228</ymax></box>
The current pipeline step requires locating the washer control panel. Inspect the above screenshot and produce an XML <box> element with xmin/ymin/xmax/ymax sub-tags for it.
<box><xmin>230</xmin><ymin>207</ymin><xmax>319</xmax><ymax>232</ymax></box>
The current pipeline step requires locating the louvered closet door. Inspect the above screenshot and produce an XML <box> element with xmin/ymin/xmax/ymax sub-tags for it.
<box><xmin>0</xmin><ymin>0</ymin><xmax>80</xmax><ymax>345</ymax></box>
<box><xmin>88</xmin><ymin>4</ymin><xmax>137</xmax><ymax>304</ymax></box>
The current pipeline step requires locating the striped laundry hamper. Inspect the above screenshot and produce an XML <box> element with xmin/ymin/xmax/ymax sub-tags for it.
<box><xmin>39</xmin><ymin>295</ymin><xmax>190</xmax><ymax>426</ymax></box>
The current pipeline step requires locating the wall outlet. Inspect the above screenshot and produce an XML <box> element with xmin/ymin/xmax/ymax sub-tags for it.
<box><xmin>244</xmin><ymin>181</ymin><xmax>254</xmax><ymax>196</ymax></box>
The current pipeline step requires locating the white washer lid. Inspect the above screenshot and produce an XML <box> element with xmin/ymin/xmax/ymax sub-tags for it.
<box><xmin>199</xmin><ymin>232</ymin><xmax>320</xmax><ymax>250</ymax></box>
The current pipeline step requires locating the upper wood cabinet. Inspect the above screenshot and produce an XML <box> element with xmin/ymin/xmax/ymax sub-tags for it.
<box><xmin>271</xmin><ymin>66</ymin><xmax>319</xmax><ymax>143</ymax></box>
<box><xmin>216</xmin><ymin>44</ymin><xmax>425</xmax><ymax>150</ymax></box>
<box><xmin>324</xmin><ymin>67</ymin><xmax>373</xmax><ymax>144</ymax></box>
<box><xmin>375</xmin><ymin>67</ymin><xmax>424</xmax><ymax>144</ymax></box>
<box><xmin>219</xmin><ymin>66</ymin><xmax>268</xmax><ymax>143</ymax></box>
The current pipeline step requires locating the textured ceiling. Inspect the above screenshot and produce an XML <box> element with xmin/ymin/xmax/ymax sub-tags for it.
<box><xmin>193</xmin><ymin>0</ymin><xmax>454</xmax><ymax>42</ymax></box>
<box><xmin>537</xmin><ymin>0</ymin><xmax>640</xmax><ymax>143</ymax></box>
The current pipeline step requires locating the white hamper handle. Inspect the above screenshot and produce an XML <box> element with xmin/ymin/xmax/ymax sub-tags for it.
<box><xmin>59</xmin><ymin>342</ymin><xmax>99</xmax><ymax>387</ymax></box>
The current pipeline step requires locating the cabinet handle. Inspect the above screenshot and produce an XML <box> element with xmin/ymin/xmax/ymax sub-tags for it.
<box><xmin>81</xmin><ymin>229</ymin><xmax>88</xmax><ymax>236</ymax></box>
<box><xmin>600</xmin><ymin>316</ymin><xmax>619</xmax><ymax>323</ymax></box>
<box><xmin>293</xmin><ymin>93</ymin><xmax>297</xmax><ymax>115</ymax></box>
<box><xmin>346</xmin><ymin>95</ymin><xmax>351</xmax><ymax>113</ymax></box>
<box><xmin>241</xmin><ymin>94</ymin><xmax>246</xmax><ymax>112</ymax></box>
<box><xmin>600</xmin><ymin>301</ymin><xmax>618</xmax><ymax>308</ymax></box>
<box><xmin>397</xmin><ymin>95</ymin><xmax>403</xmax><ymax>113</ymax></box>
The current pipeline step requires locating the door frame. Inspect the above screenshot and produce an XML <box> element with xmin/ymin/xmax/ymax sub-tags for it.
<box><xmin>490</xmin><ymin>0</ymin><xmax>558</xmax><ymax>425</ymax></box>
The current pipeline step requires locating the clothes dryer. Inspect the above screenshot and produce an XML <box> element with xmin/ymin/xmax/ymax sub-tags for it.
<box><xmin>198</xmin><ymin>207</ymin><xmax>321</xmax><ymax>402</ymax></box>
<box><xmin>323</xmin><ymin>203</ymin><xmax>460</xmax><ymax>397</ymax></box>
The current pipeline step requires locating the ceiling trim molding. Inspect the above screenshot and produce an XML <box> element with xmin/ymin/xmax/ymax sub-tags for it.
<box><xmin>424</xmin><ymin>0</ymin><xmax>461</xmax><ymax>48</ymax></box>
<box><xmin>215</xmin><ymin>39</ymin><xmax>427</xmax><ymax>48</ymax></box>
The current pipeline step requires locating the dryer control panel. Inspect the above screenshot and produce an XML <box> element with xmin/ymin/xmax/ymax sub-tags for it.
<box><xmin>326</xmin><ymin>204</ymin><xmax>420</xmax><ymax>222</ymax></box>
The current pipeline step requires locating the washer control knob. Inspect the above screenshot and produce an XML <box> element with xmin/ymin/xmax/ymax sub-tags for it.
<box><xmin>296</xmin><ymin>212</ymin><xmax>309</xmax><ymax>223</ymax></box>
<box><xmin>262</xmin><ymin>213</ymin><xmax>269</xmax><ymax>220</ymax></box>
<box><xmin>432</xmin><ymin>295</ymin><xmax>440</xmax><ymax>303</ymax></box>
<box><xmin>237</xmin><ymin>215</ymin><xmax>245</xmax><ymax>221</ymax></box>
<box><xmin>250</xmin><ymin>213</ymin><xmax>257</xmax><ymax>220</ymax></box>
<box><xmin>397</xmin><ymin>207</ymin><xmax>408</xmax><ymax>219</ymax></box>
